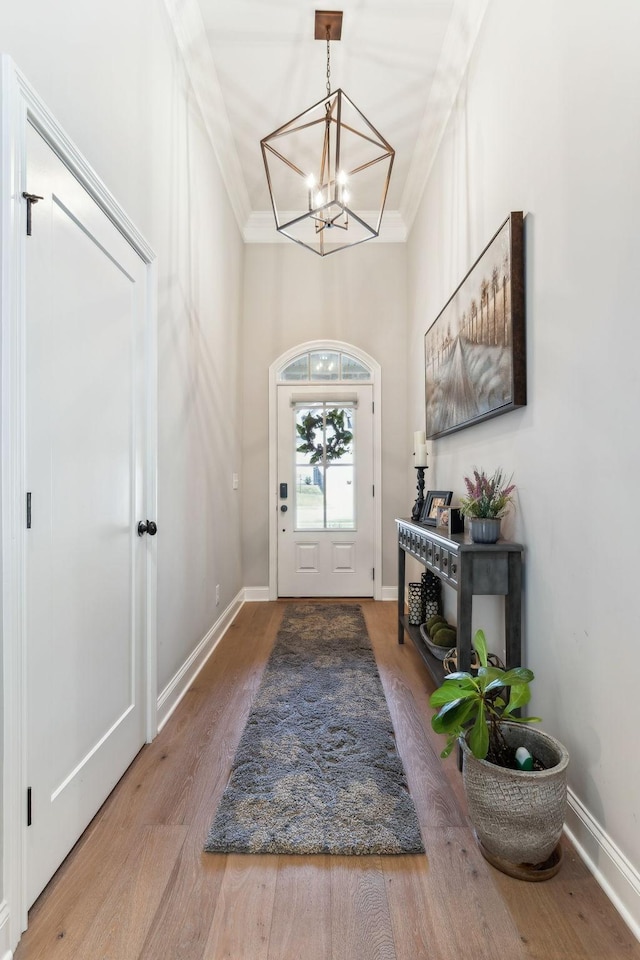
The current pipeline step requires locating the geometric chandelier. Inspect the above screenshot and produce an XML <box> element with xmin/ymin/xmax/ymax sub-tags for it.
<box><xmin>260</xmin><ymin>10</ymin><xmax>395</xmax><ymax>257</ymax></box>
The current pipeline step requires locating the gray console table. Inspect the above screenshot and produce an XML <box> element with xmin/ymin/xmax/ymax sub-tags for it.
<box><xmin>396</xmin><ymin>518</ymin><xmax>524</xmax><ymax>686</ymax></box>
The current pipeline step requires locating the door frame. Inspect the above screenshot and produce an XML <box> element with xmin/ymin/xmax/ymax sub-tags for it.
<box><xmin>0</xmin><ymin>57</ymin><xmax>158</xmax><ymax>948</ymax></box>
<box><xmin>268</xmin><ymin>340</ymin><xmax>382</xmax><ymax>601</ymax></box>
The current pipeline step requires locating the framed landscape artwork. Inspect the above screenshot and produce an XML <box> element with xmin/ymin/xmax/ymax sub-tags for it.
<box><xmin>424</xmin><ymin>212</ymin><xmax>526</xmax><ymax>439</ymax></box>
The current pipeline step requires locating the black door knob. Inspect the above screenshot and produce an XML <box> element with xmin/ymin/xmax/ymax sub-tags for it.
<box><xmin>138</xmin><ymin>520</ymin><xmax>158</xmax><ymax>536</ymax></box>
<box><xmin>280</xmin><ymin>504</ymin><xmax>288</xmax><ymax>513</ymax></box>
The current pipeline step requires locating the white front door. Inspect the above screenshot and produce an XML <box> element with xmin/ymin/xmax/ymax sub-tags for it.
<box><xmin>24</xmin><ymin>124</ymin><xmax>148</xmax><ymax>906</ymax></box>
<box><xmin>277</xmin><ymin>384</ymin><xmax>374</xmax><ymax>597</ymax></box>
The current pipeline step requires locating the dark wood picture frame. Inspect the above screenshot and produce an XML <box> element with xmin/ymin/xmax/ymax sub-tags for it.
<box><xmin>420</xmin><ymin>490</ymin><xmax>452</xmax><ymax>526</ymax></box>
<box><xmin>424</xmin><ymin>212</ymin><xmax>526</xmax><ymax>439</ymax></box>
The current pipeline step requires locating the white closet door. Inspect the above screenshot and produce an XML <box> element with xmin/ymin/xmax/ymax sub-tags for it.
<box><xmin>25</xmin><ymin>123</ymin><xmax>148</xmax><ymax>907</ymax></box>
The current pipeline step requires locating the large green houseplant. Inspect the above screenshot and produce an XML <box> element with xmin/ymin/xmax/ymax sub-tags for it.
<box><xmin>430</xmin><ymin>628</ymin><xmax>538</xmax><ymax>763</ymax></box>
<box><xmin>430</xmin><ymin>629</ymin><xmax>569</xmax><ymax>879</ymax></box>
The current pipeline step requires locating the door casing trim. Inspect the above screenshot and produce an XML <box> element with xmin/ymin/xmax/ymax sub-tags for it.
<box><xmin>0</xmin><ymin>56</ymin><xmax>157</xmax><ymax>950</ymax></box>
<box><xmin>268</xmin><ymin>340</ymin><xmax>382</xmax><ymax>601</ymax></box>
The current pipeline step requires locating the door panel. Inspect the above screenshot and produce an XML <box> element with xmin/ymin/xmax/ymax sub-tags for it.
<box><xmin>25</xmin><ymin>124</ymin><xmax>147</xmax><ymax>906</ymax></box>
<box><xmin>277</xmin><ymin>384</ymin><xmax>374</xmax><ymax>596</ymax></box>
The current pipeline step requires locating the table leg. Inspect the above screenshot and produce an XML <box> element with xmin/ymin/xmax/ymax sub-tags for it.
<box><xmin>398</xmin><ymin>545</ymin><xmax>406</xmax><ymax>644</ymax></box>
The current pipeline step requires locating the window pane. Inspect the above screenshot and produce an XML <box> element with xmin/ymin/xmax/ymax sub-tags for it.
<box><xmin>295</xmin><ymin>406</ymin><xmax>322</xmax><ymax>465</ymax></box>
<box><xmin>326</xmin><ymin>464</ymin><xmax>355</xmax><ymax>528</ymax></box>
<box><xmin>296</xmin><ymin>465</ymin><xmax>324</xmax><ymax>529</ymax></box>
<box><xmin>325</xmin><ymin>407</ymin><xmax>354</xmax><ymax>464</ymax></box>
<box><xmin>280</xmin><ymin>355</ymin><xmax>309</xmax><ymax>381</ymax></box>
<box><xmin>310</xmin><ymin>351</ymin><xmax>340</xmax><ymax>380</ymax></box>
<box><xmin>341</xmin><ymin>354</ymin><xmax>370</xmax><ymax>380</ymax></box>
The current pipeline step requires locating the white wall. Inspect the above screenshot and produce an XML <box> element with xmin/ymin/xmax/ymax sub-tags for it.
<box><xmin>241</xmin><ymin>242</ymin><xmax>408</xmax><ymax>591</ymax></box>
<box><xmin>0</xmin><ymin>0</ymin><xmax>244</xmax><ymax>692</ymax></box>
<box><xmin>1</xmin><ymin>8</ymin><xmax>244</xmax><ymax>943</ymax></box>
<box><xmin>407</xmin><ymin>0</ymin><xmax>640</xmax><ymax>931</ymax></box>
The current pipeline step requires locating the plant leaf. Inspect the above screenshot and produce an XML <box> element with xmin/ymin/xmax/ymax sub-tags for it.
<box><xmin>429</xmin><ymin>681</ymin><xmax>477</xmax><ymax>707</ymax></box>
<box><xmin>477</xmin><ymin>666</ymin><xmax>504</xmax><ymax>682</ymax></box>
<box><xmin>439</xmin><ymin>734</ymin><xmax>459</xmax><ymax>759</ymax></box>
<box><xmin>431</xmin><ymin>698</ymin><xmax>476</xmax><ymax>734</ymax></box>
<box><xmin>503</xmin><ymin>682</ymin><xmax>531</xmax><ymax>713</ymax></box>
<box><xmin>443</xmin><ymin>671</ymin><xmax>474</xmax><ymax>682</ymax></box>
<box><xmin>501</xmin><ymin>667</ymin><xmax>534</xmax><ymax>684</ymax></box>
<box><xmin>473</xmin><ymin>629</ymin><xmax>488</xmax><ymax>668</ymax></box>
<box><xmin>504</xmin><ymin>715</ymin><xmax>542</xmax><ymax>724</ymax></box>
<box><xmin>467</xmin><ymin>704</ymin><xmax>489</xmax><ymax>759</ymax></box>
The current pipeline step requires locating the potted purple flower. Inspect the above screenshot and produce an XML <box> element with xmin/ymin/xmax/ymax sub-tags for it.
<box><xmin>459</xmin><ymin>468</ymin><xmax>515</xmax><ymax>543</ymax></box>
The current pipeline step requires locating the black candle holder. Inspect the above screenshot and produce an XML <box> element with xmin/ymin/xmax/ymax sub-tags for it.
<box><xmin>411</xmin><ymin>465</ymin><xmax>427</xmax><ymax>520</ymax></box>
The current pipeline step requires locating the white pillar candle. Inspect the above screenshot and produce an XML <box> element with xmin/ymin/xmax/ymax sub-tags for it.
<box><xmin>413</xmin><ymin>430</ymin><xmax>426</xmax><ymax>456</ymax></box>
<box><xmin>415</xmin><ymin>443</ymin><xmax>428</xmax><ymax>467</ymax></box>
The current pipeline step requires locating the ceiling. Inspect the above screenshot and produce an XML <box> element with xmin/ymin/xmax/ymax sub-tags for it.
<box><xmin>166</xmin><ymin>0</ymin><xmax>489</xmax><ymax>242</ymax></box>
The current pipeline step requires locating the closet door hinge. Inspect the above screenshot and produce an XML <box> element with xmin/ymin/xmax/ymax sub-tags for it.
<box><xmin>372</xmin><ymin>567</ymin><xmax>375</xmax><ymax>580</ymax></box>
<box><xmin>26</xmin><ymin>492</ymin><xmax>32</xmax><ymax>529</ymax></box>
<box><xmin>22</xmin><ymin>192</ymin><xmax>43</xmax><ymax>236</ymax></box>
<box><xmin>27</xmin><ymin>787</ymin><xmax>32</xmax><ymax>827</ymax></box>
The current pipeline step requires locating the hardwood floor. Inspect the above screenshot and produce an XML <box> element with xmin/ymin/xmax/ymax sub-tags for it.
<box><xmin>15</xmin><ymin>601</ymin><xmax>640</xmax><ymax>959</ymax></box>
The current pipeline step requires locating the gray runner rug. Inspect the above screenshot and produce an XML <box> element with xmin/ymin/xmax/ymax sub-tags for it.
<box><xmin>204</xmin><ymin>602</ymin><xmax>424</xmax><ymax>855</ymax></box>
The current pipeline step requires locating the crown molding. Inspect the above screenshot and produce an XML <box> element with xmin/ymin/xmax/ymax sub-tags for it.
<box><xmin>163</xmin><ymin>0</ymin><xmax>251</xmax><ymax>233</ymax></box>
<box><xmin>400</xmin><ymin>0</ymin><xmax>491</xmax><ymax>234</ymax></box>
<box><xmin>244</xmin><ymin>210</ymin><xmax>407</xmax><ymax>245</ymax></box>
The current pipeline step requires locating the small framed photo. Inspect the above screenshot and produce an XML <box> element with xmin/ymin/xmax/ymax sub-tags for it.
<box><xmin>420</xmin><ymin>490</ymin><xmax>453</xmax><ymax>526</ymax></box>
<box><xmin>436</xmin><ymin>504</ymin><xmax>450</xmax><ymax>528</ymax></box>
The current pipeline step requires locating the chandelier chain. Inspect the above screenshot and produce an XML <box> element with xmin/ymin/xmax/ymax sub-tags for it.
<box><xmin>326</xmin><ymin>26</ymin><xmax>331</xmax><ymax>97</ymax></box>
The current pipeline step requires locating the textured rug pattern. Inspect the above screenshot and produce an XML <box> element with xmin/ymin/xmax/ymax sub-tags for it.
<box><xmin>204</xmin><ymin>603</ymin><xmax>424</xmax><ymax>855</ymax></box>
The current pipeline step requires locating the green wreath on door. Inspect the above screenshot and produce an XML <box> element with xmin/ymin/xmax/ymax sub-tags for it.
<box><xmin>296</xmin><ymin>408</ymin><xmax>353</xmax><ymax>465</ymax></box>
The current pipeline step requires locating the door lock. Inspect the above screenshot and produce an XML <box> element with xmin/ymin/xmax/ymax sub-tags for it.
<box><xmin>138</xmin><ymin>520</ymin><xmax>158</xmax><ymax>536</ymax></box>
<box><xmin>280</xmin><ymin>504</ymin><xmax>288</xmax><ymax>513</ymax></box>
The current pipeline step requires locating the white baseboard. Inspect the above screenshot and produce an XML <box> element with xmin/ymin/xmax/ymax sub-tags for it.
<box><xmin>244</xmin><ymin>586</ymin><xmax>270</xmax><ymax>602</ymax></box>
<box><xmin>0</xmin><ymin>898</ymin><xmax>13</xmax><ymax>959</ymax></box>
<box><xmin>244</xmin><ymin>587</ymin><xmax>397</xmax><ymax>602</ymax></box>
<box><xmin>156</xmin><ymin>590</ymin><xmax>244</xmax><ymax>731</ymax></box>
<box><xmin>565</xmin><ymin>788</ymin><xmax>640</xmax><ymax>941</ymax></box>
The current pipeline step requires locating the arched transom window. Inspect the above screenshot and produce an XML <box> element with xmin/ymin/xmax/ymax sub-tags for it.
<box><xmin>277</xmin><ymin>349</ymin><xmax>371</xmax><ymax>382</ymax></box>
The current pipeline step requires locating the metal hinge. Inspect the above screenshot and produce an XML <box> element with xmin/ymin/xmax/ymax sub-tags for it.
<box><xmin>372</xmin><ymin>401</ymin><xmax>374</xmax><ymax>413</ymax></box>
<box><xmin>372</xmin><ymin>485</ymin><xmax>375</xmax><ymax>497</ymax></box>
<box><xmin>26</xmin><ymin>492</ymin><xmax>32</xmax><ymax>529</ymax></box>
<box><xmin>22</xmin><ymin>192</ymin><xmax>43</xmax><ymax>236</ymax></box>
<box><xmin>372</xmin><ymin>567</ymin><xmax>375</xmax><ymax>580</ymax></box>
<box><xmin>27</xmin><ymin>787</ymin><xmax>32</xmax><ymax>827</ymax></box>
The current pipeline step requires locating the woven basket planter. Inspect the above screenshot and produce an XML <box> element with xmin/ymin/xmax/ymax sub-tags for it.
<box><xmin>460</xmin><ymin>722</ymin><xmax>569</xmax><ymax>878</ymax></box>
